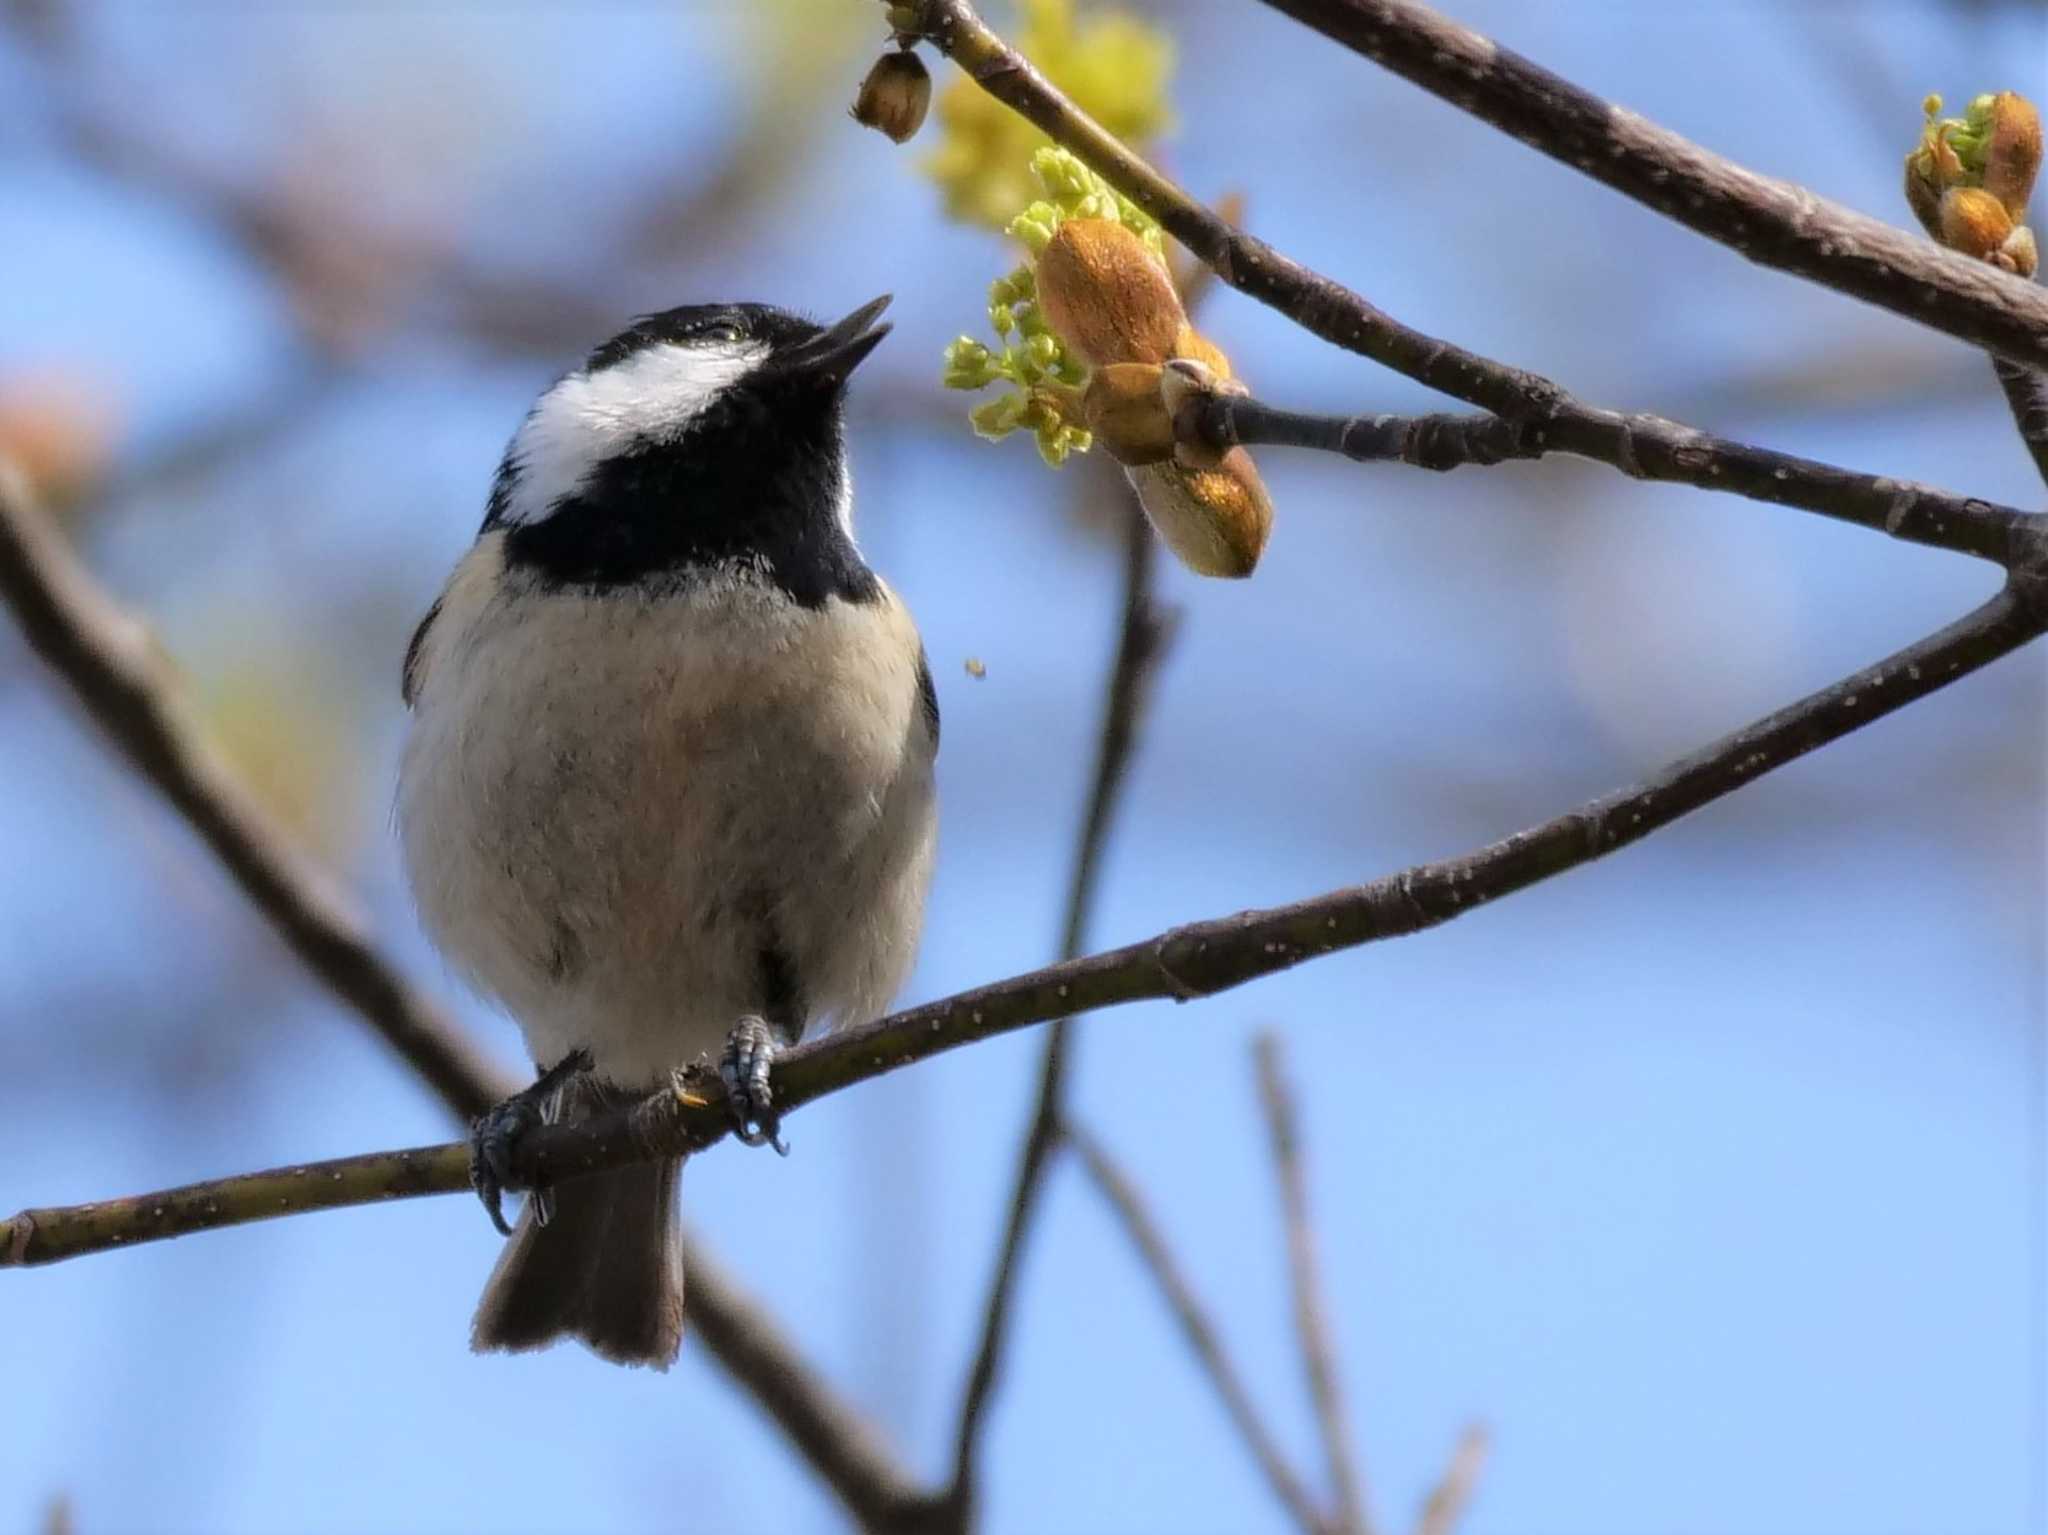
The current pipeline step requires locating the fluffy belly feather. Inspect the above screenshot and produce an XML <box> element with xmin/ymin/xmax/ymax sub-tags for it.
<box><xmin>398</xmin><ymin>552</ymin><xmax>936</xmax><ymax>1086</ymax></box>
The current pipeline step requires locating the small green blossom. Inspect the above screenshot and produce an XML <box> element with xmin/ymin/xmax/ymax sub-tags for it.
<box><xmin>1006</xmin><ymin>147</ymin><xmax>1164</xmax><ymax>259</ymax></box>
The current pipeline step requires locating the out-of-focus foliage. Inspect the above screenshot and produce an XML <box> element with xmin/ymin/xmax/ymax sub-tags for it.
<box><xmin>922</xmin><ymin>0</ymin><xmax>1171</xmax><ymax>227</ymax></box>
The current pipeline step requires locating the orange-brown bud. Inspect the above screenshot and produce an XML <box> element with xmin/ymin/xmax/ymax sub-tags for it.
<box><xmin>852</xmin><ymin>50</ymin><xmax>931</xmax><ymax>144</ymax></box>
<box><xmin>1938</xmin><ymin>185</ymin><xmax>2015</xmax><ymax>260</ymax></box>
<box><xmin>1081</xmin><ymin>362</ymin><xmax>1174</xmax><ymax>466</ymax></box>
<box><xmin>1130</xmin><ymin>450</ymin><xmax>1273</xmax><ymax>579</ymax></box>
<box><xmin>1982</xmin><ymin>91</ymin><xmax>2042</xmax><ymax>219</ymax></box>
<box><xmin>1034</xmin><ymin>218</ymin><xmax>1186</xmax><ymax>367</ymax></box>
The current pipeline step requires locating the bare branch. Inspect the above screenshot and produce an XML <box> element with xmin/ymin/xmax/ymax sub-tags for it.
<box><xmin>1256</xmin><ymin>1034</ymin><xmax>1370</xmax><ymax>1535</ymax></box>
<box><xmin>1067</xmin><ymin>1121</ymin><xmax>1329</xmax><ymax>1535</ymax></box>
<box><xmin>0</xmin><ymin>465</ymin><xmax>928</xmax><ymax>1527</ymax></box>
<box><xmin>1186</xmin><ymin>390</ymin><xmax>2031</xmax><ymax>566</ymax></box>
<box><xmin>1413</xmin><ymin>1423</ymin><xmax>1489</xmax><ymax>1535</ymax></box>
<box><xmin>945</xmin><ymin>503</ymin><xmax>1175</xmax><ymax>1522</ymax></box>
<box><xmin>13</xmin><ymin>563</ymin><xmax>2039</xmax><ymax>1264</ymax></box>
<box><xmin>1250</xmin><ymin>0</ymin><xmax>2048</xmax><ymax>371</ymax></box>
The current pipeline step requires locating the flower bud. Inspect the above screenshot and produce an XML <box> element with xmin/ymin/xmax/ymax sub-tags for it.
<box><xmin>1081</xmin><ymin>362</ymin><xmax>1173</xmax><ymax>466</ymax></box>
<box><xmin>1938</xmin><ymin>185</ymin><xmax>2015</xmax><ymax>261</ymax></box>
<box><xmin>852</xmin><ymin>50</ymin><xmax>931</xmax><ymax>144</ymax></box>
<box><xmin>1982</xmin><ymin>90</ymin><xmax>2043</xmax><ymax>219</ymax></box>
<box><xmin>1033</xmin><ymin>217</ymin><xmax>1187</xmax><ymax>367</ymax></box>
<box><xmin>1130</xmin><ymin>450</ymin><xmax>1273</xmax><ymax>579</ymax></box>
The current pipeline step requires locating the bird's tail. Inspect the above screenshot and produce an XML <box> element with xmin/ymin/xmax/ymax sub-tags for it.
<box><xmin>471</xmin><ymin>1151</ymin><xmax>685</xmax><ymax>1369</ymax></box>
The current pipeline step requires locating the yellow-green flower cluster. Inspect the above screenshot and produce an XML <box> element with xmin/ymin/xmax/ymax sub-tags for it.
<box><xmin>941</xmin><ymin>266</ymin><xmax>1091</xmax><ymax>465</ymax></box>
<box><xmin>922</xmin><ymin>0</ymin><xmax>1172</xmax><ymax>229</ymax></box>
<box><xmin>1006</xmin><ymin>146</ymin><xmax>1164</xmax><ymax>258</ymax></box>
<box><xmin>939</xmin><ymin>149</ymin><xmax>1165</xmax><ymax>466</ymax></box>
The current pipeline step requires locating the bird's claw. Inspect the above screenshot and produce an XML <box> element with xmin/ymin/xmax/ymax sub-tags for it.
<box><xmin>720</xmin><ymin>1016</ymin><xmax>789</xmax><ymax>1155</ymax></box>
<box><xmin>467</xmin><ymin>1048</ymin><xmax>593</xmax><ymax>1236</ymax></box>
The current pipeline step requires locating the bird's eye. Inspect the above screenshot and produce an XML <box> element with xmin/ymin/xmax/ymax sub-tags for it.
<box><xmin>699</xmin><ymin>322</ymin><xmax>743</xmax><ymax>344</ymax></box>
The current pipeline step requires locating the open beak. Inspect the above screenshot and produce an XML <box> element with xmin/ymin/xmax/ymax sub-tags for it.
<box><xmin>775</xmin><ymin>294</ymin><xmax>893</xmax><ymax>386</ymax></box>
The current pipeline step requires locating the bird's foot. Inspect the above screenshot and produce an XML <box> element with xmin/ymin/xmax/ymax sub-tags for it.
<box><xmin>720</xmin><ymin>1016</ymin><xmax>790</xmax><ymax>1156</ymax></box>
<box><xmin>469</xmin><ymin>1048</ymin><xmax>592</xmax><ymax>1236</ymax></box>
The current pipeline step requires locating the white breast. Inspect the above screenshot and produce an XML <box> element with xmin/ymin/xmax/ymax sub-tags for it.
<box><xmin>397</xmin><ymin>537</ymin><xmax>938</xmax><ymax>1085</ymax></box>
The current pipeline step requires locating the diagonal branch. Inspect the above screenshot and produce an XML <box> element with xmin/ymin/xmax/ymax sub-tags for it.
<box><xmin>682</xmin><ymin>1236</ymin><xmax>942</xmax><ymax>1531</ymax></box>
<box><xmin>1249</xmin><ymin>0</ymin><xmax>2048</xmax><ymax>372</ymax></box>
<box><xmin>12</xmin><ymin>567</ymin><xmax>2042</xmax><ymax>1263</ymax></box>
<box><xmin>944</xmin><ymin>502</ymin><xmax>1176</xmax><ymax>1524</ymax></box>
<box><xmin>1182</xmin><ymin>389</ymin><xmax>2031</xmax><ymax>565</ymax></box>
<box><xmin>1256</xmin><ymin>1034</ymin><xmax>1371</xmax><ymax>1535</ymax></box>
<box><xmin>0</xmin><ymin>465</ymin><xmax>508</xmax><ymax>1116</ymax></box>
<box><xmin>1413</xmin><ymin>1423</ymin><xmax>1489</xmax><ymax>1535</ymax></box>
<box><xmin>1066</xmin><ymin>1121</ymin><xmax>1330</xmax><ymax>1535</ymax></box>
<box><xmin>0</xmin><ymin>465</ymin><xmax>931</xmax><ymax>1531</ymax></box>
<box><xmin>1992</xmin><ymin>357</ymin><xmax>2048</xmax><ymax>490</ymax></box>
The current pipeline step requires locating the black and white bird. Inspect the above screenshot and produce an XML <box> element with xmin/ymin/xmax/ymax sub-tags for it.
<box><xmin>396</xmin><ymin>296</ymin><xmax>938</xmax><ymax>1368</ymax></box>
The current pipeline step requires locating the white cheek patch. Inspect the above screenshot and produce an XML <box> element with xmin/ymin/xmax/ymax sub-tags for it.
<box><xmin>499</xmin><ymin>338</ymin><xmax>768</xmax><ymax>524</ymax></box>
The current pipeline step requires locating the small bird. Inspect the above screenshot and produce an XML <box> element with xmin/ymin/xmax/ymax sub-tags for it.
<box><xmin>396</xmin><ymin>296</ymin><xmax>938</xmax><ymax>1368</ymax></box>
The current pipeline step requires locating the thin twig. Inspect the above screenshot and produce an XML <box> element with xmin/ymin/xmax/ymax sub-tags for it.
<box><xmin>1413</xmin><ymin>1423</ymin><xmax>1490</xmax><ymax>1535</ymax></box>
<box><xmin>1066</xmin><ymin>1121</ymin><xmax>1329</xmax><ymax>1535</ymax></box>
<box><xmin>944</xmin><ymin>503</ymin><xmax>1175</xmax><ymax>1525</ymax></box>
<box><xmin>1256</xmin><ymin>1034</ymin><xmax>1370</xmax><ymax>1535</ymax></box>
<box><xmin>901</xmin><ymin>0</ymin><xmax>2041</xmax><ymax>572</ymax></box>
<box><xmin>1189</xmin><ymin>391</ymin><xmax>2031</xmax><ymax>565</ymax></box>
<box><xmin>0</xmin><ymin>466</ymin><xmax>929</xmax><ymax>1529</ymax></box>
<box><xmin>12</xmin><ymin>568</ymin><xmax>2041</xmax><ymax>1262</ymax></box>
<box><xmin>1247</xmin><ymin>0</ymin><xmax>2048</xmax><ymax>371</ymax></box>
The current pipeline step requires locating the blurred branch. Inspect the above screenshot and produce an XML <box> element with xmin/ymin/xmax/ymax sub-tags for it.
<box><xmin>1992</xmin><ymin>357</ymin><xmax>2048</xmax><ymax>488</ymax></box>
<box><xmin>1180</xmin><ymin>388</ymin><xmax>2032</xmax><ymax>565</ymax></box>
<box><xmin>0</xmin><ymin>464</ymin><xmax>506</xmax><ymax>1114</ymax></box>
<box><xmin>1066</xmin><ymin>1121</ymin><xmax>1329</xmax><ymax>1535</ymax></box>
<box><xmin>1413</xmin><ymin>1423</ymin><xmax>1489</xmax><ymax>1535</ymax></box>
<box><xmin>944</xmin><ymin>501</ymin><xmax>1176</xmax><ymax>1527</ymax></box>
<box><xmin>13</xmin><ymin>523</ymin><xmax>2041</xmax><ymax>1263</ymax></box>
<box><xmin>1256</xmin><ymin>1034</ymin><xmax>1370</xmax><ymax>1535</ymax></box>
<box><xmin>1249</xmin><ymin>0</ymin><xmax>2048</xmax><ymax>370</ymax></box>
<box><xmin>681</xmin><ymin>1237</ymin><xmax>942</xmax><ymax>1532</ymax></box>
<box><xmin>0</xmin><ymin>467</ymin><xmax>928</xmax><ymax>1531</ymax></box>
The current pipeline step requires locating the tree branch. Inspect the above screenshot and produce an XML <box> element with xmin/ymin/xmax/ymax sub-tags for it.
<box><xmin>1992</xmin><ymin>357</ymin><xmax>2048</xmax><ymax>490</ymax></box>
<box><xmin>944</xmin><ymin>503</ymin><xmax>1175</xmax><ymax>1524</ymax></box>
<box><xmin>1066</xmin><ymin>1121</ymin><xmax>1329</xmax><ymax>1535</ymax></box>
<box><xmin>682</xmin><ymin>1236</ymin><xmax>944</xmax><ymax>1532</ymax></box>
<box><xmin>1413</xmin><ymin>1423</ymin><xmax>1489</xmax><ymax>1535</ymax></box>
<box><xmin>1250</xmin><ymin>0</ymin><xmax>2048</xmax><ymax>372</ymax></box>
<box><xmin>12</xmin><ymin>566</ymin><xmax>2040</xmax><ymax>1264</ymax></box>
<box><xmin>0</xmin><ymin>465</ymin><xmax>929</xmax><ymax>1529</ymax></box>
<box><xmin>1184</xmin><ymin>389</ymin><xmax>2032</xmax><ymax>566</ymax></box>
<box><xmin>1256</xmin><ymin>1034</ymin><xmax>1371</xmax><ymax>1535</ymax></box>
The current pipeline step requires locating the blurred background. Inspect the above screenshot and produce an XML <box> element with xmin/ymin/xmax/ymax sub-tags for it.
<box><xmin>2</xmin><ymin>2</ymin><xmax>2044</xmax><ymax>1532</ymax></box>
